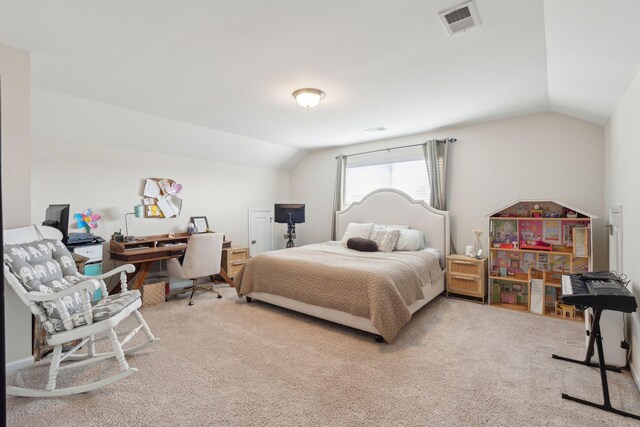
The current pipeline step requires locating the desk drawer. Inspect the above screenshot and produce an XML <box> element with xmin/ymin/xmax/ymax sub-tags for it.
<box><xmin>227</xmin><ymin>248</ymin><xmax>249</xmax><ymax>262</ymax></box>
<box><xmin>227</xmin><ymin>260</ymin><xmax>247</xmax><ymax>277</ymax></box>
<box><xmin>222</xmin><ymin>247</ymin><xmax>249</xmax><ymax>277</ymax></box>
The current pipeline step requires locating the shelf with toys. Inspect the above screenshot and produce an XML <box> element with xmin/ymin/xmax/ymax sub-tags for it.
<box><xmin>486</xmin><ymin>200</ymin><xmax>596</xmax><ymax>322</ymax></box>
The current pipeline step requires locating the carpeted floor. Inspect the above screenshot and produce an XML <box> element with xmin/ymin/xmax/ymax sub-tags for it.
<box><xmin>7</xmin><ymin>285</ymin><xmax>640</xmax><ymax>426</ymax></box>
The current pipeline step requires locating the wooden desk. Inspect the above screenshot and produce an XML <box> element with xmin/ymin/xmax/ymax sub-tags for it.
<box><xmin>71</xmin><ymin>252</ymin><xmax>89</xmax><ymax>274</ymax></box>
<box><xmin>109</xmin><ymin>233</ymin><xmax>234</xmax><ymax>293</ymax></box>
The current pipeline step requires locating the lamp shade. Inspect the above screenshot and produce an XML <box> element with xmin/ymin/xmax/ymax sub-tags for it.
<box><xmin>133</xmin><ymin>205</ymin><xmax>145</xmax><ymax>218</ymax></box>
<box><xmin>292</xmin><ymin>88</ymin><xmax>325</xmax><ymax>108</ymax></box>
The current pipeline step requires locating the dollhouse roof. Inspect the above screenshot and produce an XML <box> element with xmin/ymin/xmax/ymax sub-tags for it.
<box><xmin>486</xmin><ymin>199</ymin><xmax>598</xmax><ymax>219</ymax></box>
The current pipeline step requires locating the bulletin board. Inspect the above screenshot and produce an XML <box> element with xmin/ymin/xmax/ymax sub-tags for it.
<box><xmin>142</xmin><ymin>178</ymin><xmax>183</xmax><ymax>218</ymax></box>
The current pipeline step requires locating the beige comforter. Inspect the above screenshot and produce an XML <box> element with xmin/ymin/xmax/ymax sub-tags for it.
<box><xmin>234</xmin><ymin>242</ymin><xmax>443</xmax><ymax>342</ymax></box>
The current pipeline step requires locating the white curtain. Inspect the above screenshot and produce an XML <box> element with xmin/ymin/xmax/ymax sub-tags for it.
<box><xmin>331</xmin><ymin>155</ymin><xmax>347</xmax><ymax>240</ymax></box>
<box><xmin>422</xmin><ymin>140</ymin><xmax>449</xmax><ymax>210</ymax></box>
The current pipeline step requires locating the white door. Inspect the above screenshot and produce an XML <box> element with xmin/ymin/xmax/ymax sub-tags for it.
<box><xmin>608</xmin><ymin>205</ymin><xmax>623</xmax><ymax>274</ymax></box>
<box><xmin>248</xmin><ymin>208</ymin><xmax>273</xmax><ymax>257</ymax></box>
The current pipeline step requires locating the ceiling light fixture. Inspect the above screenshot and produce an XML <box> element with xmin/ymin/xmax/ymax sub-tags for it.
<box><xmin>292</xmin><ymin>88</ymin><xmax>325</xmax><ymax>108</ymax></box>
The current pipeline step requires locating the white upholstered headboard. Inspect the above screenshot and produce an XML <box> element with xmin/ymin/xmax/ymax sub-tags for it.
<box><xmin>335</xmin><ymin>188</ymin><xmax>450</xmax><ymax>255</ymax></box>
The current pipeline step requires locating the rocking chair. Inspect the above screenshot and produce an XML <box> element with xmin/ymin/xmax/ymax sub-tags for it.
<box><xmin>3</xmin><ymin>225</ymin><xmax>159</xmax><ymax>397</ymax></box>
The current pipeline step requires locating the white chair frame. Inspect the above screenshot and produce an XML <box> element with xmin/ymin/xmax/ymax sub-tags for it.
<box><xmin>4</xmin><ymin>225</ymin><xmax>159</xmax><ymax>397</ymax></box>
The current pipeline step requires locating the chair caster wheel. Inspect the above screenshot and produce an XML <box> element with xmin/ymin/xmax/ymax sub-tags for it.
<box><xmin>188</xmin><ymin>301</ymin><xmax>194</xmax><ymax>306</ymax></box>
<box><xmin>165</xmin><ymin>297</ymin><xmax>170</xmax><ymax>302</ymax></box>
<box><xmin>217</xmin><ymin>294</ymin><xmax>222</xmax><ymax>299</ymax></box>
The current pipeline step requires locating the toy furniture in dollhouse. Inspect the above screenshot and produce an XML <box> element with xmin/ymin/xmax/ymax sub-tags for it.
<box><xmin>555</xmin><ymin>301</ymin><xmax>576</xmax><ymax>319</ymax></box>
<box><xmin>487</xmin><ymin>200</ymin><xmax>596</xmax><ymax>322</ymax></box>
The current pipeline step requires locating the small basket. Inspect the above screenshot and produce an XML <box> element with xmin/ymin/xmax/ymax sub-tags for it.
<box><xmin>142</xmin><ymin>282</ymin><xmax>166</xmax><ymax>307</ymax></box>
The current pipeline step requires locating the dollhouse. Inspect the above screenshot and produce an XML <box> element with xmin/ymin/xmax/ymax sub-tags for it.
<box><xmin>487</xmin><ymin>200</ymin><xmax>596</xmax><ymax>322</ymax></box>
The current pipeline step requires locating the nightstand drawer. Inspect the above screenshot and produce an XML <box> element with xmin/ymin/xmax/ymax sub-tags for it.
<box><xmin>448</xmin><ymin>275</ymin><xmax>483</xmax><ymax>297</ymax></box>
<box><xmin>448</xmin><ymin>259</ymin><xmax>482</xmax><ymax>276</ymax></box>
<box><xmin>446</xmin><ymin>255</ymin><xmax>487</xmax><ymax>303</ymax></box>
<box><xmin>449</xmin><ymin>259</ymin><xmax>482</xmax><ymax>276</ymax></box>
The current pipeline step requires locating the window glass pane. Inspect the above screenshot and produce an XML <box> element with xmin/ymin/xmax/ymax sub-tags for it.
<box><xmin>345</xmin><ymin>147</ymin><xmax>430</xmax><ymax>206</ymax></box>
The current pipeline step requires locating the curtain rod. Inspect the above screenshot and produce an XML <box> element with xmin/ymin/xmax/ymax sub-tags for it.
<box><xmin>335</xmin><ymin>138</ymin><xmax>456</xmax><ymax>159</ymax></box>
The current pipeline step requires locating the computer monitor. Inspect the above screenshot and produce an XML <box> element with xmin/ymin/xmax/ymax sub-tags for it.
<box><xmin>274</xmin><ymin>204</ymin><xmax>305</xmax><ymax>224</ymax></box>
<box><xmin>43</xmin><ymin>204</ymin><xmax>70</xmax><ymax>244</ymax></box>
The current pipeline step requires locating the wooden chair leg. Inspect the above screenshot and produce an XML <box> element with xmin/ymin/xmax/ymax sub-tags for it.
<box><xmin>217</xmin><ymin>268</ymin><xmax>235</xmax><ymax>288</ymax></box>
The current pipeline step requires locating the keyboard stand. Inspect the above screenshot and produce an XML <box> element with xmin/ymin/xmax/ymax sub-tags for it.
<box><xmin>552</xmin><ymin>308</ymin><xmax>640</xmax><ymax>420</ymax></box>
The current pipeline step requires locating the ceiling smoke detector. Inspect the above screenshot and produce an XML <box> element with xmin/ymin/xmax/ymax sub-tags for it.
<box><xmin>438</xmin><ymin>1</ymin><xmax>481</xmax><ymax>36</ymax></box>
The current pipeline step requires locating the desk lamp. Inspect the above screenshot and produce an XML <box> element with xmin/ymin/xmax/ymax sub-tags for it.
<box><xmin>125</xmin><ymin>205</ymin><xmax>144</xmax><ymax>242</ymax></box>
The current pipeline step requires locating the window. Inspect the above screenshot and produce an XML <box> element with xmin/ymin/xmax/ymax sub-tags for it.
<box><xmin>344</xmin><ymin>146</ymin><xmax>429</xmax><ymax>206</ymax></box>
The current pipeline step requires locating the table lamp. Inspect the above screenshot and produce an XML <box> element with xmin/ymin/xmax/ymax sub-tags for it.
<box><xmin>125</xmin><ymin>205</ymin><xmax>144</xmax><ymax>241</ymax></box>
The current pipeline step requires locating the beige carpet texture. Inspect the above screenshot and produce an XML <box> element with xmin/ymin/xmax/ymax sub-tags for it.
<box><xmin>6</xmin><ymin>285</ymin><xmax>640</xmax><ymax>426</ymax></box>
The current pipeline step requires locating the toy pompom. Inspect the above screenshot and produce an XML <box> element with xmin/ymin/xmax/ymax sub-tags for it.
<box><xmin>73</xmin><ymin>209</ymin><xmax>102</xmax><ymax>230</ymax></box>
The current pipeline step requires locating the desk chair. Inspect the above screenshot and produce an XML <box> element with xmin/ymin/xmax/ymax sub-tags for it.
<box><xmin>166</xmin><ymin>232</ymin><xmax>224</xmax><ymax>305</ymax></box>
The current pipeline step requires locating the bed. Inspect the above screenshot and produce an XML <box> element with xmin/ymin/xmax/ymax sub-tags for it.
<box><xmin>234</xmin><ymin>188</ymin><xmax>450</xmax><ymax>342</ymax></box>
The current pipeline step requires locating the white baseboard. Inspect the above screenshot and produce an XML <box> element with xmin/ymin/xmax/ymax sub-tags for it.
<box><xmin>5</xmin><ymin>355</ymin><xmax>34</xmax><ymax>373</ymax></box>
<box><xmin>631</xmin><ymin>361</ymin><xmax>640</xmax><ymax>392</ymax></box>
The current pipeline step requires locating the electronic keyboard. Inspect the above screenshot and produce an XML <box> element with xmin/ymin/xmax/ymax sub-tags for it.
<box><xmin>554</xmin><ymin>272</ymin><xmax>640</xmax><ymax>420</ymax></box>
<box><xmin>561</xmin><ymin>273</ymin><xmax>637</xmax><ymax>313</ymax></box>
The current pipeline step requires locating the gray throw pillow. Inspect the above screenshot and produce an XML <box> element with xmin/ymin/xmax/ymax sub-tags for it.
<box><xmin>347</xmin><ymin>237</ymin><xmax>378</xmax><ymax>252</ymax></box>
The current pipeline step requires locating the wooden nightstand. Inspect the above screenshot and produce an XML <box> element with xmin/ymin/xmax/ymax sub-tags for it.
<box><xmin>446</xmin><ymin>255</ymin><xmax>487</xmax><ymax>303</ymax></box>
<box><xmin>221</xmin><ymin>246</ymin><xmax>249</xmax><ymax>278</ymax></box>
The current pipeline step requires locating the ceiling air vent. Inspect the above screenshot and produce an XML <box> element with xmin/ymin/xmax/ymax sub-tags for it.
<box><xmin>438</xmin><ymin>1</ymin><xmax>481</xmax><ymax>36</ymax></box>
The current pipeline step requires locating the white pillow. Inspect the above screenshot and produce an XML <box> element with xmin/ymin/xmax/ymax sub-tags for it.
<box><xmin>394</xmin><ymin>229</ymin><xmax>427</xmax><ymax>251</ymax></box>
<box><xmin>340</xmin><ymin>223</ymin><xmax>375</xmax><ymax>246</ymax></box>
<box><xmin>373</xmin><ymin>224</ymin><xmax>410</xmax><ymax>231</ymax></box>
<box><xmin>370</xmin><ymin>227</ymin><xmax>401</xmax><ymax>253</ymax></box>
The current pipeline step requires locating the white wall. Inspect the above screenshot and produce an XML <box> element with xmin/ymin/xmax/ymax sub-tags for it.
<box><xmin>31</xmin><ymin>89</ymin><xmax>297</xmax><ymax>255</ymax></box>
<box><xmin>605</xmin><ymin>66</ymin><xmax>640</xmax><ymax>388</ymax></box>
<box><xmin>291</xmin><ymin>112</ymin><xmax>607</xmax><ymax>269</ymax></box>
<box><xmin>0</xmin><ymin>43</ymin><xmax>33</xmax><ymax>367</ymax></box>
<box><xmin>31</xmin><ymin>138</ymin><xmax>290</xmax><ymax>252</ymax></box>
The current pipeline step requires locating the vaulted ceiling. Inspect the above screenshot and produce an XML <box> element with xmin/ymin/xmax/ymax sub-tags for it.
<box><xmin>1</xmin><ymin>0</ymin><xmax>640</xmax><ymax>151</ymax></box>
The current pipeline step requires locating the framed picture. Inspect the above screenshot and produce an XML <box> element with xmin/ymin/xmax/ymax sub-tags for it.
<box><xmin>190</xmin><ymin>216</ymin><xmax>209</xmax><ymax>233</ymax></box>
<box><xmin>543</xmin><ymin>220</ymin><xmax>560</xmax><ymax>242</ymax></box>
<box><xmin>508</xmin><ymin>250</ymin><xmax>522</xmax><ymax>260</ymax></box>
